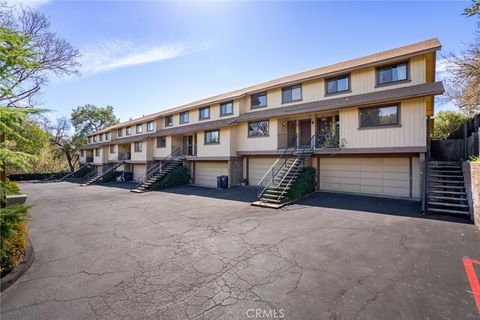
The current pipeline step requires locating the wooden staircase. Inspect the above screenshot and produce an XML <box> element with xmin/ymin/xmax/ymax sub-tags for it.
<box><xmin>130</xmin><ymin>160</ymin><xmax>183</xmax><ymax>193</ymax></box>
<box><xmin>426</xmin><ymin>162</ymin><xmax>470</xmax><ymax>216</ymax></box>
<box><xmin>252</xmin><ymin>136</ymin><xmax>314</xmax><ymax>209</ymax></box>
<box><xmin>81</xmin><ymin>160</ymin><xmax>125</xmax><ymax>186</ymax></box>
<box><xmin>55</xmin><ymin>163</ymin><xmax>90</xmax><ymax>181</ymax></box>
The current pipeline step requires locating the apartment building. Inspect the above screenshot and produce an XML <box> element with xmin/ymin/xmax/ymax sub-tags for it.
<box><xmin>80</xmin><ymin>38</ymin><xmax>443</xmax><ymax>200</ymax></box>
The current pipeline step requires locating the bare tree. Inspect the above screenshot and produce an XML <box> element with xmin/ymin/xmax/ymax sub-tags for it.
<box><xmin>0</xmin><ymin>3</ymin><xmax>80</xmax><ymax>107</ymax></box>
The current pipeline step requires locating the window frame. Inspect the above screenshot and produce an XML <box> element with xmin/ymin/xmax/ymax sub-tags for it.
<box><xmin>126</xmin><ymin>127</ymin><xmax>132</xmax><ymax>136</ymax></box>
<box><xmin>105</xmin><ymin>133</ymin><xmax>110</xmax><ymax>140</ymax></box>
<box><xmin>134</xmin><ymin>141</ymin><xmax>142</xmax><ymax>152</ymax></box>
<box><xmin>220</xmin><ymin>101</ymin><xmax>234</xmax><ymax>116</ymax></box>
<box><xmin>136</xmin><ymin>124</ymin><xmax>143</xmax><ymax>134</ymax></box>
<box><xmin>117</xmin><ymin>129</ymin><xmax>123</xmax><ymax>137</ymax></box>
<box><xmin>250</xmin><ymin>92</ymin><xmax>268</xmax><ymax>109</ymax></box>
<box><xmin>375</xmin><ymin>61</ymin><xmax>410</xmax><ymax>87</ymax></box>
<box><xmin>146</xmin><ymin>121</ymin><xmax>154</xmax><ymax>132</ymax></box>
<box><xmin>110</xmin><ymin>145</ymin><xmax>115</xmax><ymax>154</ymax></box>
<box><xmin>204</xmin><ymin>130</ymin><xmax>220</xmax><ymax>145</ymax></box>
<box><xmin>80</xmin><ymin>150</ymin><xmax>85</xmax><ymax>157</ymax></box>
<box><xmin>156</xmin><ymin>136</ymin><xmax>166</xmax><ymax>148</ymax></box>
<box><xmin>199</xmin><ymin>106</ymin><xmax>210</xmax><ymax>121</ymax></box>
<box><xmin>281</xmin><ymin>85</ymin><xmax>302</xmax><ymax>104</ymax></box>
<box><xmin>95</xmin><ymin>148</ymin><xmax>100</xmax><ymax>156</ymax></box>
<box><xmin>99</xmin><ymin>134</ymin><xmax>103</xmax><ymax>142</ymax></box>
<box><xmin>325</xmin><ymin>74</ymin><xmax>351</xmax><ymax>96</ymax></box>
<box><xmin>180</xmin><ymin>111</ymin><xmax>189</xmax><ymax>124</ymax></box>
<box><xmin>358</xmin><ymin>104</ymin><xmax>401</xmax><ymax>129</ymax></box>
<box><xmin>165</xmin><ymin>115</ymin><xmax>173</xmax><ymax>127</ymax></box>
<box><xmin>247</xmin><ymin>120</ymin><xmax>270</xmax><ymax>138</ymax></box>
<box><xmin>93</xmin><ymin>136</ymin><xmax>97</xmax><ymax>142</ymax></box>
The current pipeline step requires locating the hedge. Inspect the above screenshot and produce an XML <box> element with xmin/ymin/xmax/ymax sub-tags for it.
<box><xmin>150</xmin><ymin>165</ymin><xmax>190</xmax><ymax>190</ymax></box>
<box><xmin>286</xmin><ymin>167</ymin><xmax>316</xmax><ymax>201</ymax></box>
<box><xmin>102</xmin><ymin>171</ymin><xmax>123</xmax><ymax>182</ymax></box>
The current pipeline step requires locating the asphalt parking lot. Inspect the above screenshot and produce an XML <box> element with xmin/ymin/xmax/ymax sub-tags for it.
<box><xmin>1</xmin><ymin>182</ymin><xmax>479</xmax><ymax>320</ymax></box>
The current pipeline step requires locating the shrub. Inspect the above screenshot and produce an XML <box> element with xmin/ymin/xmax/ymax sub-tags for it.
<box><xmin>286</xmin><ymin>167</ymin><xmax>316</xmax><ymax>201</ymax></box>
<box><xmin>1</xmin><ymin>179</ymin><xmax>20</xmax><ymax>195</ymax></box>
<box><xmin>102</xmin><ymin>170</ymin><xmax>123</xmax><ymax>182</ymax></box>
<box><xmin>0</xmin><ymin>205</ymin><xmax>30</xmax><ymax>277</ymax></box>
<box><xmin>150</xmin><ymin>165</ymin><xmax>190</xmax><ymax>190</ymax></box>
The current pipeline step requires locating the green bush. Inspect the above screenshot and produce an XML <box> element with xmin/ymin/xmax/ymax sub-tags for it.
<box><xmin>286</xmin><ymin>167</ymin><xmax>316</xmax><ymax>201</ymax></box>
<box><xmin>1</xmin><ymin>179</ymin><xmax>20</xmax><ymax>195</ymax></box>
<box><xmin>0</xmin><ymin>204</ymin><xmax>30</xmax><ymax>276</ymax></box>
<box><xmin>150</xmin><ymin>165</ymin><xmax>190</xmax><ymax>190</ymax></box>
<box><xmin>102</xmin><ymin>170</ymin><xmax>123</xmax><ymax>182</ymax></box>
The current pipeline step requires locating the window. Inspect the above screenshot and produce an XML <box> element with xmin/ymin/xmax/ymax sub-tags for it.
<box><xmin>106</xmin><ymin>133</ymin><xmax>110</xmax><ymax>140</ymax></box>
<box><xmin>147</xmin><ymin>121</ymin><xmax>154</xmax><ymax>132</ymax></box>
<box><xmin>220</xmin><ymin>101</ymin><xmax>233</xmax><ymax>116</ymax></box>
<box><xmin>248</xmin><ymin>120</ymin><xmax>269</xmax><ymax>137</ymax></box>
<box><xmin>199</xmin><ymin>106</ymin><xmax>210</xmax><ymax>120</ymax></box>
<box><xmin>180</xmin><ymin>111</ymin><xmax>189</xmax><ymax>124</ymax></box>
<box><xmin>95</xmin><ymin>148</ymin><xmax>100</xmax><ymax>156</ymax></box>
<box><xmin>165</xmin><ymin>115</ymin><xmax>173</xmax><ymax>127</ymax></box>
<box><xmin>110</xmin><ymin>145</ymin><xmax>115</xmax><ymax>153</ymax></box>
<box><xmin>204</xmin><ymin>130</ymin><xmax>220</xmax><ymax>144</ymax></box>
<box><xmin>359</xmin><ymin>105</ymin><xmax>399</xmax><ymax>128</ymax></box>
<box><xmin>134</xmin><ymin>142</ymin><xmax>142</xmax><ymax>152</ymax></box>
<box><xmin>326</xmin><ymin>75</ymin><xmax>349</xmax><ymax>94</ymax></box>
<box><xmin>93</xmin><ymin>135</ymin><xmax>97</xmax><ymax>142</ymax></box>
<box><xmin>251</xmin><ymin>92</ymin><xmax>267</xmax><ymax>109</ymax></box>
<box><xmin>157</xmin><ymin>136</ymin><xmax>166</xmax><ymax>148</ymax></box>
<box><xmin>80</xmin><ymin>150</ymin><xmax>85</xmax><ymax>157</ymax></box>
<box><xmin>100</xmin><ymin>134</ymin><xmax>104</xmax><ymax>142</ymax></box>
<box><xmin>282</xmin><ymin>85</ymin><xmax>302</xmax><ymax>103</ymax></box>
<box><xmin>136</xmin><ymin>124</ymin><xmax>143</xmax><ymax>133</ymax></box>
<box><xmin>88</xmin><ymin>137</ymin><xmax>92</xmax><ymax>143</ymax></box>
<box><xmin>117</xmin><ymin>129</ymin><xmax>123</xmax><ymax>137</ymax></box>
<box><xmin>377</xmin><ymin>62</ymin><xmax>408</xmax><ymax>85</ymax></box>
<box><xmin>126</xmin><ymin>127</ymin><xmax>132</xmax><ymax>135</ymax></box>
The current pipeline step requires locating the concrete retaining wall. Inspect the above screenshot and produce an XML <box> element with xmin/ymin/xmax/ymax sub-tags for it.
<box><xmin>463</xmin><ymin>162</ymin><xmax>480</xmax><ymax>231</ymax></box>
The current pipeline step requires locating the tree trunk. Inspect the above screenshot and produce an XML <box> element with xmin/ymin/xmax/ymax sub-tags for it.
<box><xmin>66</xmin><ymin>152</ymin><xmax>75</xmax><ymax>172</ymax></box>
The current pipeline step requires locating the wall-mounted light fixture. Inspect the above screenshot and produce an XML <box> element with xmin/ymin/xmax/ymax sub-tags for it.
<box><xmin>282</xmin><ymin>122</ymin><xmax>286</xmax><ymax>126</ymax></box>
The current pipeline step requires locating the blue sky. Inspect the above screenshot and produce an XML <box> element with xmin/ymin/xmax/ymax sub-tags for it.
<box><xmin>17</xmin><ymin>0</ymin><xmax>478</xmax><ymax>121</ymax></box>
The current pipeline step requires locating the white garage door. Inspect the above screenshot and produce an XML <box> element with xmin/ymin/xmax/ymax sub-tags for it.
<box><xmin>248</xmin><ymin>157</ymin><xmax>281</xmax><ymax>186</ymax></box>
<box><xmin>133</xmin><ymin>164</ymin><xmax>146</xmax><ymax>182</ymax></box>
<box><xmin>195</xmin><ymin>162</ymin><xmax>228</xmax><ymax>187</ymax></box>
<box><xmin>319</xmin><ymin>157</ymin><xmax>410</xmax><ymax>197</ymax></box>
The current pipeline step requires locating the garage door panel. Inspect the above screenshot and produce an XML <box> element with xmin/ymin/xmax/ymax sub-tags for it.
<box><xmin>248</xmin><ymin>157</ymin><xmax>279</xmax><ymax>185</ymax></box>
<box><xmin>195</xmin><ymin>162</ymin><xmax>228</xmax><ymax>187</ymax></box>
<box><xmin>133</xmin><ymin>164</ymin><xmax>146</xmax><ymax>182</ymax></box>
<box><xmin>319</xmin><ymin>157</ymin><xmax>411</xmax><ymax>197</ymax></box>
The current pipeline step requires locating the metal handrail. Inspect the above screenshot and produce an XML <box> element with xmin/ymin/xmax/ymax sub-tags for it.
<box><xmin>256</xmin><ymin>135</ymin><xmax>299</xmax><ymax>197</ymax></box>
<box><xmin>277</xmin><ymin>135</ymin><xmax>315</xmax><ymax>200</ymax></box>
<box><xmin>56</xmin><ymin>163</ymin><xmax>90</xmax><ymax>181</ymax></box>
<box><xmin>134</xmin><ymin>145</ymin><xmax>188</xmax><ymax>188</ymax></box>
<box><xmin>84</xmin><ymin>167</ymin><xmax>98</xmax><ymax>180</ymax></box>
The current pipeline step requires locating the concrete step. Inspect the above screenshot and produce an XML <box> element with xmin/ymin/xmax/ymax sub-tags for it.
<box><xmin>427</xmin><ymin>207</ymin><xmax>470</xmax><ymax>216</ymax></box>
<box><xmin>429</xmin><ymin>184</ymin><xmax>465</xmax><ymax>189</ymax></box>
<box><xmin>429</xmin><ymin>190</ymin><xmax>466</xmax><ymax>195</ymax></box>
<box><xmin>427</xmin><ymin>202</ymin><xmax>469</xmax><ymax>208</ymax></box>
<box><xmin>429</xmin><ymin>179</ymin><xmax>464</xmax><ymax>184</ymax></box>
<box><xmin>260</xmin><ymin>198</ymin><xmax>282</xmax><ymax>203</ymax></box>
<box><xmin>427</xmin><ymin>195</ymin><xmax>468</xmax><ymax>201</ymax></box>
<box><xmin>429</xmin><ymin>174</ymin><xmax>463</xmax><ymax>178</ymax></box>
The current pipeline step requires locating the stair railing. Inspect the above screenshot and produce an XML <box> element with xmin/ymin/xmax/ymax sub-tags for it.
<box><xmin>134</xmin><ymin>145</ymin><xmax>188</xmax><ymax>189</ymax></box>
<box><xmin>84</xmin><ymin>167</ymin><xmax>98</xmax><ymax>181</ymax></box>
<box><xmin>256</xmin><ymin>135</ymin><xmax>299</xmax><ymax>198</ymax></box>
<box><xmin>277</xmin><ymin>135</ymin><xmax>315</xmax><ymax>200</ymax></box>
<box><xmin>56</xmin><ymin>163</ymin><xmax>90</xmax><ymax>181</ymax></box>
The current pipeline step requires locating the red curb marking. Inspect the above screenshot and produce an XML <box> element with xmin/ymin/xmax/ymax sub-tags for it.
<box><xmin>463</xmin><ymin>257</ymin><xmax>480</xmax><ymax>315</ymax></box>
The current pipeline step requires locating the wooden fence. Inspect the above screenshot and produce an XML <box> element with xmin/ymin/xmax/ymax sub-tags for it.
<box><xmin>430</xmin><ymin>113</ymin><xmax>480</xmax><ymax>161</ymax></box>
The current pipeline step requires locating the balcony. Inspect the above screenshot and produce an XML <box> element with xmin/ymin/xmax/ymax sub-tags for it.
<box><xmin>278</xmin><ymin>132</ymin><xmax>340</xmax><ymax>150</ymax></box>
<box><xmin>86</xmin><ymin>156</ymin><xmax>94</xmax><ymax>163</ymax></box>
<box><xmin>118</xmin><ymin>152</ymin><xmax>131</xmax><ymax>161</ymax></box>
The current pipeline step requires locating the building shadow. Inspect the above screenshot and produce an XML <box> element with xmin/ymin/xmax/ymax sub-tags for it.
<box><xmin>157</xmin><ymin>185</ymin><xmax>258</xmax><ymax>203</ymax></box>
<box><xmin>294</xmin><ymin>191</ymin><xmax>472</xmax><ymax>225</ymax></box>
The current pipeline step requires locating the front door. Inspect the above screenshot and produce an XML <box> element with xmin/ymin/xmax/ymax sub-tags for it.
<box><xmin>287</xmin><ymin>121</ymin><xmax>296</xmax><ymax>147</ymax></box>
<box><xmin>183</xmin><ymin>135</ymin><xmax>194</xmax><ymax>156</ymax></box>
<box><xmin>299</xmin><ymin>119</ymin><xmax>311</xmax><ymax>147</ymax></box>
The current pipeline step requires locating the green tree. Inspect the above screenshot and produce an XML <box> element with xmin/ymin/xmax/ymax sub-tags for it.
<box><xmin>71</xmin><ymin>104</ymin><xmax>119</xmax><ymax>137</ymax></box>
<box><xmin>464</xmin><ymin>0</ymin><xmax>480</xmax><ymax>16</ymax></box>
<box><xmin>433</xmin><ymin>111</ymin><xmax>470</xmax><ymax>140</ymax></box>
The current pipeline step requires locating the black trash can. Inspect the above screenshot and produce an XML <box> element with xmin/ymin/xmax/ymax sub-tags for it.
<box><xmin>217</xmin><ymin>175</ymin><xmax>228</xmax><ymax>189</ymax></box>
<box><xmin>122</xmin><ymin>171</ymin><xmax>133</xmax><ymax>182</ymax></box>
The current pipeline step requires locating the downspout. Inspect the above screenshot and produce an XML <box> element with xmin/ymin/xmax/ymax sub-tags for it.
<box><xmin>422</xmin><ymin>116</ymin><xmax>431</xmax><ymax>214</ymax></box>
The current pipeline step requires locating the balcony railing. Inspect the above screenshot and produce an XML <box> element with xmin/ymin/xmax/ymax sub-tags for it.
<box><xmin>278</xmin><ymin>131</ymin><xmax>340</xmax><ymax>150</ymax></box>
<box><xmin>86</xmin><ymin>156</ymin><xmax>93</xmax><ymax>163</ymax></box>
<box><xmin>118</xmin><ymin>152</ymin><xmax>131</xmax><ymax>161</ymax></box>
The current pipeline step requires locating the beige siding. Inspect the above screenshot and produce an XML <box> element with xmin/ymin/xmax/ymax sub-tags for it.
<box><xmin>108</xmin><ymin>145</ymin><xmax>117</xmax><ymax>161</ymax></box>
<box><xmin>236</xmin><ymin>118</ymin><xmax>279</xmax><ymax>152</ymax></box>
<box><xmin>133</xmin><ymin>164</ymin><xmax>146</xmax><ymax>182</ymax></box>
<box><xmin>195</xmin><ymin>162</ymin><xmax>228</xmax><ymax>187</ymax></box>
<box><xmin>153</xmin><ymin>136</ymin><xmax>173</xmax><ymax>158</ymax></box>
<box><xmin>131</xmin><ymin>141</ymin><xmax>150</xmax><ymax>162</ymax></box>
<box><xmin>319</xmin><ymin>157</ymin><xmax>416</xmax><ymax>198</ymax></box>
<box><xmin>339</xmin><ymin>98</ymin><xmax>426</xmax><ymax>148</ymax></box>
<box><xmin>248</xmin><ymin>157</ymin><xmax>281</xmax><ymax>185</ymax></box>
<box><xmin>196</xmin><ymin>128</ymin><xmax>232</xmax><ymax>157</ymax></box>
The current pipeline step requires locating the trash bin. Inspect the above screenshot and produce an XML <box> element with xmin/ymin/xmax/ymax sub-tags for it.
<box><xmin>122</xmin><ymin>171</ymin><xmax>133</xmax><ymax>182</ymax></box>
<box><xmin>217</xmin><ymin>175</ymin><xmax>228</xmax><ymax>189</ymax></box>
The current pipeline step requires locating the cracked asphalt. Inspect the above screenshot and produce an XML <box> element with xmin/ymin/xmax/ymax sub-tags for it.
<box><xmin>1</xmin><ymin>182</ymin><xmax>480</xmax><ymax>320</ymax></box>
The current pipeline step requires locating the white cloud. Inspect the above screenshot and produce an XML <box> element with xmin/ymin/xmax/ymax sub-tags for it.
<box><xmin>436</xmin><ymin>58</ymin><xmax>451</xmax><ymax>80</ymax></box>
<box><xmin>79</xmin><ymin>40</ymin><xmax>191</xmax><ymax>75</ymax></box>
